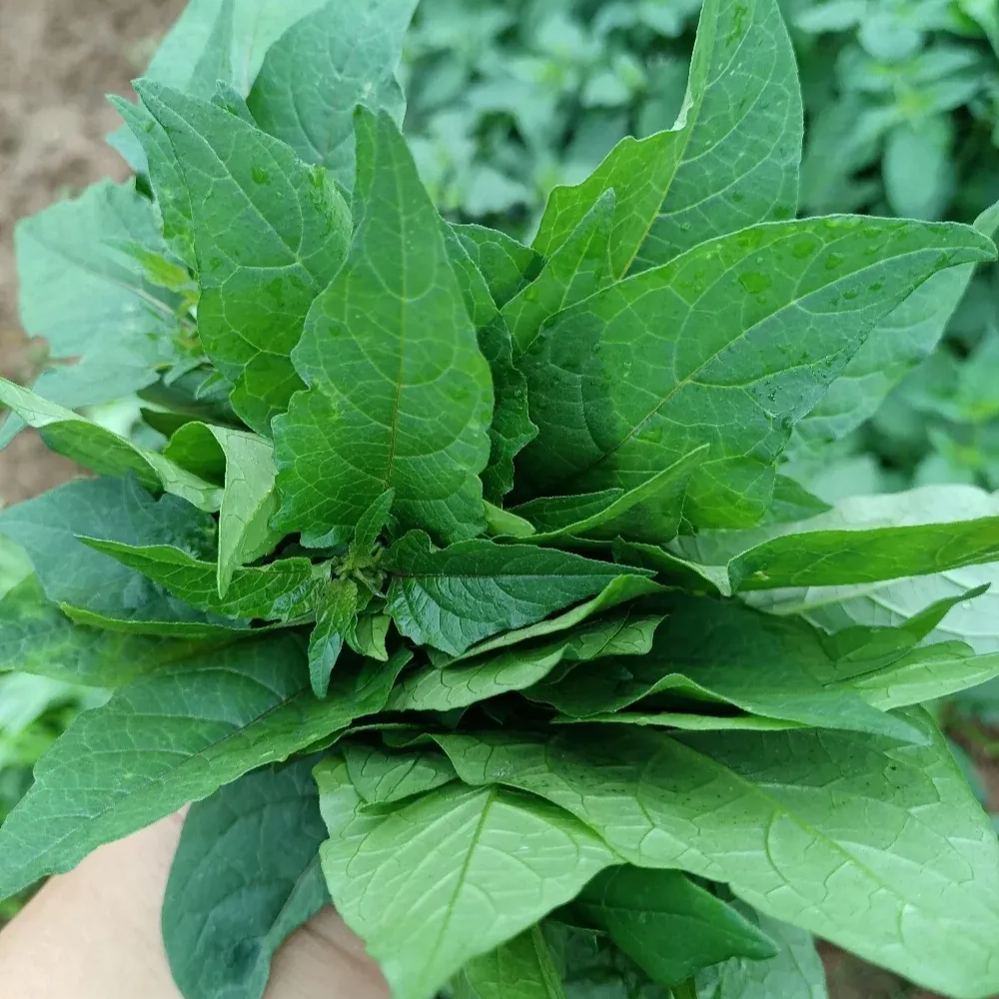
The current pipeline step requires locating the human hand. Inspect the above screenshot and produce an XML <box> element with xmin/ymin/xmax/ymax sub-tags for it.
<box><xmin>0</xmin><ymin>813</ymin><xmax>389</xmax><ymax>998</ymax></box>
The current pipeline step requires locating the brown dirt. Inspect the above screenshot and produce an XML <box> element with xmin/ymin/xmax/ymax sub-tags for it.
<box><xmin>0</xmin><ymin>0</ymin><xmax>184</xmax><ymax>504</ymax></box>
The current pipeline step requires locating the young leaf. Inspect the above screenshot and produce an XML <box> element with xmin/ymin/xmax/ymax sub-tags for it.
<box><xmin>0</xmin><ymin>639</ymin><xmax>407</xmax><ymax>902</ymax></box>
<box><xmin>444</xmin><ymin>223</ymin><xmax>536</xmax><ymax>502</ymax></box>
<box><xmin>247</xmin><ymin>0</ymin><xmax>420</xmax><ymax>188</ymax></box>
<box><xmin>136</xmin><ymin>81</ymin><xmax>353</xmax><ymax>433</ymax></box>
<box><xmin>309</xmin><ymin>578</ymin><xmax>360</xmax><ymax>697</ymax></box>
<box><xmin>504</xmin><ymin>191</ymin><xmax>616</xmax><ymax>354</ymax></box>
<box><xmin>570</xmin><ymin>867</ymin><xmax>778</xmax><ymax>988</ymax></box>
<box><xmin>388</xmin><ymin>612</ymin><xmax>662</xmax><ymax>714</ymax></box>
<box><xmin>519</xmin><ymin>217</ymin><xmax>996</xmax><ymax>528</ymax></box>
<box><xmin>5</xmin><ymin>181</ymin><xmax>188</xmax><ymax>440</ymax></box>
<box><xmin>696</xmin><ymin>906</ymin><xmax>828</xmax><ymax>999</ymax></box>
<box><xmin>436</xmin><ymin>712</ymin><xmax>999</xmax><ymax>999</ymax></box>
<box><xmin>273</xmin><ymin>109</ymin><xmax>493</xmax><ymax>545</ymax></box>
<box><xmin>455</xmin><ymin>925</ymin><xmax>567</xmax><ymax>999</ymax></box>
<box><xmin>315</xmin><ymin>756</ymin><xmax>618</xmax><ymax>999</ymax></box>
<box><xmin>162</xmin><ymin>759</ymin><xmax>329</xmax><ymax>999</ymax></box>
<box><xmin>164</xmin><ymin>423</ymin><xmax>282</xmax><ymax>595</ymax></box>
<box><xmin>0</xmin><ymin>378</ymin><xmax>222</xmax><ymax>512</ymax></box>
<box><xmin>532</xmin><ymin>0</ymin><xmax>801</xmax><ymax>276</ymax></box>
<box><xmin>79</xmin><ymin>540</ymin><xmax>319</xmax><ymax>623</ymax></box>
<box><xmin>454</xmin><ymin>224</ymin><xmax>543</xmax><ymax>309</ymax></box>
<box><xmin>383</xmin><ymin>531</ymin><xmax>652</xmax><ymax>656</ymax></box>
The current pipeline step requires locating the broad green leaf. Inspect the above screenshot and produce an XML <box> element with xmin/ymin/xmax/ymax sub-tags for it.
<box><xmin>504</xmin><ymin>191</ymin><xmax>615</xmax><ymax>354</ymax></box>
<box><xmin>726</xmin><ymin>485</ymin><xmax>999</xmax><ymax>591</ymax></box>
<box><xmin>352</xmin><ymin>490</ymin><xmax>396</xmax><ymax>561</ymax></box>
<box><xmin>794</xmin><ymin>201</ymin><xmax>999</xmax><ymax>444</ymax></box>
<box><xmin>0</xmin><ymin>478</ymin><xmax>229</xmax><ymax>632</ymax></box>
<box><xmin>136</xmin><ymin>81</ymin><xmax>353</xmax><ymax>433</ymax></box>
<box><xmin>611</xmin><ymin>541</ymin><xmax>728</xmax><ymax>595</ymax></box>
<box><xmin>571</xmin><ymin>867</ymin><xmax>777</xmax><ymax>988</ymax></box>
<box><xmin>0</xmin><ymin>574</ymin><xmax>205</xmax><ymax>688</ymax></box>
<box><xmin>79</xmin><ymin>539</ymin><xmax>319</xmax><ymax>622</ymax></box>
<box><xmin>695</xmin><ymin>906</ymin><xmax>828</xmax><ymax>999</ymax></box>
<box><xmin>162</xmin><ymin>759</ymin><xmax>329</xmax><ymax>999</ymax></box>
<box><xmin>436</xmin><ymin>712</ymin><xmax>999</xmax><ymax>998</ymax></box>
<box><xmin>315</xmin><ymin>756</ymin><xmax>618</xmax><ymax>999</ymax></box>
<box><xmin>519</xmin><ymin>218</ymin><xmax>996</xmax><ymax>529</ymax></box>
<box><xmin>388</xmin><ymin>612</ymin><xmax>662</xmax><ymax>714</ymax></box>
<box><xmin>342</xmin><ymin>742</ymin><xmax>456</xmax><ymax>805</ymax></box>
<box><xmin>454</xmin><ymin>224</ymin><xmax>542</xmax><ymax>308</ymax></box>
<box><xmin>0</xmin><ymin>377</ymin><xmax>221</xmax><ymax>512</ymax></box>
<box><xmin>533</xmin><ymin>0</ymin><xmax>801</xmax><ymax>277</ymax></box>
<box><xmin>0</xmin><ymin>639</ymin><xmax>407</xmax><ymax>901</ymax></box>
<box><xmin>309</xmin><ymin>578</ymin><xmax>360</xmax><ymax>697</ymax></box>
<box><xmin>530</xmin><ymin>596</ymin><xmax>923</xmax><ymax>742</ymax></box>
<box><xmin>5</xmin><ymin>180</ymin><xmax>187</xmax><ymax>442</ymax></box>
<box><xmin>247</xmin><ymin>0</ymin><xmax>419</xmax><ymax>188</ymax></box>
<box><xmin>511</xmin><ymin>448</ymin><xmax>706</xmax><ymax>545</ymax></box>
<box><xmin>456</xmin><ymin>926</ymin><xmax>567</xmax><ymax>999</ymax></box>
<box><xmin>443</xmin><ymin>223</ymin><xmax>536</xmax><ymax>502</ymax></box>
<box><xmin>273</xmin><ymin>110</ymin><xmax>493</xmax><ymax>545</ymax></box>
<box><xmin>383</xmin><ymin>531</ymin><xmax>652</xmax><ymax>656</ymax></box>
<box><xmin>165</xmin><ymin>423</ymin><xmax>282</xmax><ymax>595</ymax></box>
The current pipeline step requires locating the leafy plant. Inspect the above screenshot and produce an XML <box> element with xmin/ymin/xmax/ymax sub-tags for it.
<box><xmin>3</xmin><ymin>2</ymin><xmax>999</xmax><ymax>999</ymax></box>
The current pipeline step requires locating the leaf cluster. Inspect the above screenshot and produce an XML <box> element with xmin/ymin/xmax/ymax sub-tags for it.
<box><xmin>2</xmin><ymin>2</ymin><xmax>999</xmax><ymax>999</ymax></box>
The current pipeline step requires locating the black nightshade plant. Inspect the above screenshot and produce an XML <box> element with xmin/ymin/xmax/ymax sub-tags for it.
<box><xmin>2</xmin><ymin>1</ymin><xmax>999</xmax><ymax>998</ymax></box>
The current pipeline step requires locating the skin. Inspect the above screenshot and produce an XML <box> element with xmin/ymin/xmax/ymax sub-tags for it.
<box><xmin>0</xmin><ymin>813</ymin><xmax>388</xmax><ymax>999</ymax></box>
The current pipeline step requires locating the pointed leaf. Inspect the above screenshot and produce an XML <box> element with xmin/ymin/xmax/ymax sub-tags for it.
<box><xmin>273</xmin><ymin>110</ymin><xmax>493</xmax><ymax>545</ymax></box>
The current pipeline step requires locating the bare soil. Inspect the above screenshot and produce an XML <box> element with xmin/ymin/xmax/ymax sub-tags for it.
<box><xmin>0</xmin><ymin>0</ymin><xmax>183</xmax><ymax>504</ymax></box>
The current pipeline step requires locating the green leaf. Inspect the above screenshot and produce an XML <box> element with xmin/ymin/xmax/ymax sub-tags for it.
<box><xmin>454</xmin><ymin>224</ymin><xmax>542</xmax><ymax>309</ymax></box>
<box><xmin>0</xmin><ymin>478</ymin><xmax>229</xmax><ymax>632</ymax></box>
<box><xmin>383</xmin><ymin>531</ymin><xmax>652</xmax><ymax>656</ymax></box>
<box><xmin>436</xmin><ymin>712</ymin><xmax>999</xmax><ymax>998</ymax></box>
<box><xmin>0</xmin><ymin>377</ymin><xmax>222</xmax><ymax>512</ymax></box>
<box><xmin>309</xmin><ymin>578</ymin><xmax>360</xmax><ymax>697</ymax></box>
<box><xmin>5</xmin><ymin>180</ymin><xmax>187</xmax><ymax>441</ymax></box>
<box><xmin>727</xmin><ymin>486</ymin><xmax>999</xmax><ymax>591</ymax></box>
<box><xmin>571</xmin><ymin>867</ymin><xmax>777</xmax><ymax>988</ymax></box>
<box><xmin>519</xmin><ymin>217</ymin><xmax>996</xmax><ymax>529</ymax></box>
<box><xmin>456</xmin><ymin>926</ymin><xmax>567</xmax><ymax>999</ymax></box>
<box><xmin>136</xmin><ymin>81</ymin><xmax>353</xmax><ymax>433</ymax></box>
<box><xmin>0</xmin><ymin>639</ymin><xmax>407</xmax><ymax>902</ymax></box>
<box><xmin>315</xmin><ymin>756</ymin><xmax>618</xmax><ymax>999</ymax></box>
<box><xmin>511</xmin><ymin>448</ymin><xmax>706</xmax><ymax>545</ymax></box>
<box><xmin>0</xmin><ymin>574</ymin><xmax>204</xmax><ymax>688</ymax></box>
<box><xmin>351</xmin><ymin>490</ymin><xmax>396</xmax><ymax>561</ymax></box>
<box><xmin>247</xmin><ymin>0</ymin><xmax>419</xmax><ymax>188</ymax></box>
<box><xmin>504</xmin><ymin>191</ymin><xmax>616</xmax><ymax>354</ymax></box>
<box><xmin>273</xmin><ymin>109</ymin><xmax>493</xmax><ymax>545</ymax></box>
<box><xmin>342</xmin><ymin>742</ymin><xmax>456</xmax><ymax>805</ymax></box>
<box><xmin>164</xmin><ymin>423</ymin><xmax>282</xmax><ymax>595</ymax></box>
<box><xmin>443</xmin><ymin>224</ymin><xmax>536</xmax><ymax>502</ymax></box>
<box><xmin>532</xmin><ymin>0</ymin><xmax>801</xmax><ymax>277</ymax></box>
<box><xmin>794</xmin><ymin>201</ymin><xmax>999</xmax><ymax>444</ymax></box>
<box><xmin>388</xmin><ymin>611</ymin><xmax>662</xmax><ymax>714</ymax></box>
<box><xmin>530</xmin><ymin>596</ymin><xmax>924</xmax><ymax>743</ymax></box>
<box><xmin>162</xmin><ymin>759</ymin><xmax>329</xmax><ymax>999</ymax></box>
<box><xmin>78</xmin><ymin>539</ymin><xmax>319</xmax><ymax>623</ymax></box>
<box><xmin>695</xmin><ymin>906</ymin><xmax>828</xmax><ymax>999</ymax></box>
